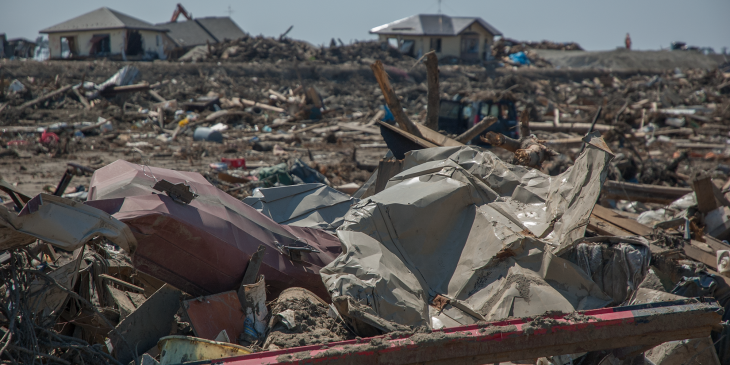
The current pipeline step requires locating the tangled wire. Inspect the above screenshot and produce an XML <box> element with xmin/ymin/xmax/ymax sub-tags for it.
<box><xmin>0</xmin><ymin>249</ymin><xmax>121</xmax><ymax>365</ymax></box>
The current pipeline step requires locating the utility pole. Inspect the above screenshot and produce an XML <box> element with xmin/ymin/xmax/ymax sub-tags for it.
<box><xmin>438</xmin><ymin>0</ymin><xmax>442</xmax><ymax>14</ymax></box>
<box><xmin>226</xmin><ymin>5</ymin><xmax>234</xmax><ymax>17</ymax></box>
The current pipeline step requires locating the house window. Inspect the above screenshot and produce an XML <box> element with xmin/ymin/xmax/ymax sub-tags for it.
<box><xmin>89</xmin><ymin>34</ymin><xmax>110</xmax><ymax>55</ymax></box>
<box><xmin>430</xmin><ymin>38</ymin><xmax>441</xmax><ymax>52</ymax></box>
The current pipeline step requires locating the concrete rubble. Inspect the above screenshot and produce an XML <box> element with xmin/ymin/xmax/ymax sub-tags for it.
<box><xmin>1</xmin><ymin>31</ymin><xmax>730</xmax><ymax>365</ymax></box>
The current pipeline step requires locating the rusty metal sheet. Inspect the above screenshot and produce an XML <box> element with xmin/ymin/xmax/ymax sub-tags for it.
<box><xmin>85</xmin><ymin>160</ymin><xmax>341</xmax><ymax>299</ymax></box>
<box><xmin>183</xmin><ymin>291</ymin><xmax>246</xmax><ymax>341</ymax></box>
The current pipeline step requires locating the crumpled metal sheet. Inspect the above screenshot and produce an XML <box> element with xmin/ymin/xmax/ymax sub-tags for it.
<box><xmin>243</xmin><ymin>183</ymin><xmax>357</xmax><ymax>232</ymax></box>
<box><xmin>85</xmin><ymin>160</ymin><xmax>342</xmax><ymax>299</ymax></box>
<box><xmin>0</xmin><ymin>193</ymin><xmax>137</xmax><ymax>253</ymax></box>
<box><xmin>321</xmin><ymin>134</ymin><xmax>614</xmax><ymax>329</ymax></box>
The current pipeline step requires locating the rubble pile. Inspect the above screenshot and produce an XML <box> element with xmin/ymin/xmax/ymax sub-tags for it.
<box><xmin>1</xmin><ymin>46</ymin><xmax>730</xmax><ymax>364</ymax></box>
<box><xmin>191</xmin><ymin>37</ymin><xmax>412</xmax><ymax>66</ymax></box>
<box><xmin>492</xmin><ymin>38</ymin><xmax>584</xmax><ymax>68</ymax></box>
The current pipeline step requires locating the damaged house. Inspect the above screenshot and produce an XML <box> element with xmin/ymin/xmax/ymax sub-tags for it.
<box><xmin>370</xmin><ymin>14</ymin><xmax>502</xmax><ymax>62</ymax></box>
<box><xmin>39</xmin><ymin>7</ymin><xmax>169</xmax><ymax>60</ymax></box>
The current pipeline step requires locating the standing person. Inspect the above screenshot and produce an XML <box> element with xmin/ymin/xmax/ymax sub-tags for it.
<box><xmin>625</xmin><ymin>33</ymin><xmax>632</xmax><ymax>50</ymax></box>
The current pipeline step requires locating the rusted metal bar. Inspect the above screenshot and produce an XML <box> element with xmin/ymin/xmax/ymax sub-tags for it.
<box><xmin>205</xmin><ymin>299</ymin><xmax>721</xmax><ymax>365</ymax></box>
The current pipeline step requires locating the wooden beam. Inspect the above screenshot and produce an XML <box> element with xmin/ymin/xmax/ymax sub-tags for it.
<box><xmin>529</xmin><ymin>121</ymin><xmax>613</xmax><ymax>133</ymax></box>
<box><xmin>691</xmin><ymin>173</ymin><xmax>718</xmax><ymax>214</ymax></box>
<box><xmin>455</xmin><ymin>116</ymin><xmax>497</xmax><ymax>144</ymax></box>
<box><xmin>99</xmin><ymin>274</ymin><xmax>145</xmax><ymax>293</ymax></box>
<box><xmin>414</xmin><ymin>123</ymin><xmax>463</xmax><ymax>147</ymax></box>
<box><xmin>236</xmin><ymin>97</ymin><xmax>285</xmax><ymax>113</ymax></box>
<box><xmin>602</xmin><ymin>181</ymin><xmax>693</xmax><ymax>205</ymax></box>
<box><xmin>376</xmin><ymin>121</ymin><xmax>437</xmax><ymax>149</ymax></box>
<box><xmin>16</xmin><ymin>84</ymin><xmax>72</xmax><ymax>111</ymax></box>
<box><xmin>370</xmin><ymin>60</ymin><xmax>423</xmax><ymax>138</ymax></box>
<box><xmin>423</xmin><ymin>51</ymin><xmax>440</xmax><ymax>130</ymax></box>
<box><xmin>72</xmin><ymin>87</ymin><xmax>91</xmax><ymax>109</ymax></box>
<box><xmin>148</xmin><ymin>89</ymin><xmax>167</xmax><ymax>103</ymax></box>
<box><xmin>591</xmin><ymin>205</ymin><xmax>653</xmax><ymax>236</ymax></box>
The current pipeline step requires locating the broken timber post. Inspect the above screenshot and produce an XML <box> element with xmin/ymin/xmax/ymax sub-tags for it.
<box><xmin>455</xmin><ymin>116</ymin><xmax>497</xmax><ymax>144</ymax></box>
<box><xmin>692</xmin><ymin>172</ymin><xmax>719</xmax><ymax>214</ymax></box>
<box><xmin>423</xmin><ymin>51</ymin><xmax>440</xmax><ymax>130</ymax></box>
<box><xmin>370</xmin><ymin>60</ymin><xmax>423</xmax><ymax>138</ymax></box>
<box><xmin>483</xmin><ymin>131</ymin><xmax>521</xmax><ymax>152</ymax></box>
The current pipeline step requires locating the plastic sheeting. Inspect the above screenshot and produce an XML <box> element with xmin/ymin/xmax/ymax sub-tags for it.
<box><xmin>243</xmin><ymin>183</ymin><xmax>357</xmax><ymax>232</ymax></box>
<box><xmin>566</xmin><ymin>236</ymin><xmax>651</xmax><ymax>305</ymax></box>
<box><xmin>321</xmin><ymin>133</ymin><xmax>615</xmax><ymax>329</ymax></box>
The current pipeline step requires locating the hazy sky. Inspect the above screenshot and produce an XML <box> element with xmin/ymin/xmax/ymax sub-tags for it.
<box><xmin>2</xmin><ymin>0</ymin><xmax>728</xmax><ymax>52</ymax></box>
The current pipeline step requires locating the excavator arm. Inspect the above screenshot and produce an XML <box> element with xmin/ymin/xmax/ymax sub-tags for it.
<box><xmin>170</xmin><ymin>3</ymin><xmax>192</xmax><ymax>22</ymax></box>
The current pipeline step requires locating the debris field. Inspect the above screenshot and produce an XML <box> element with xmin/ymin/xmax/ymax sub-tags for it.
<box><xmin>1</xmin><ymin>37</ymin><xmax>730</xmax><ymax>365</ymax></box>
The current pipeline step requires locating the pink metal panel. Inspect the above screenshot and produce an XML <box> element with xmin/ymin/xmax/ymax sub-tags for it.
<box><xmin>86</xmin><ymin>160</ymin><xmax>341</xmax><ymax>299</ymax></box>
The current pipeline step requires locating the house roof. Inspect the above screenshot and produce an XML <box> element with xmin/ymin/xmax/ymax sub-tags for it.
<box><xmin>155</xmin><ymin>17</ymin><xmax>246</xmax><ymax>47</ymax></box>
<box><xmin>40</xmin><ymin>7</ymin><xmax>164</xmax><ymax>34</ymax></box>
<box><xmin>370</xmin><ymin>14</ymin><xmax>502</xmax><ymax>37</ymax></box>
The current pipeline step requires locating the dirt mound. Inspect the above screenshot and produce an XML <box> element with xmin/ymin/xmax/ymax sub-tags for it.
<box><xmin>533</xmin><ymin>49</ymin><xmax>721</xmax><ymax>71</ymax></box>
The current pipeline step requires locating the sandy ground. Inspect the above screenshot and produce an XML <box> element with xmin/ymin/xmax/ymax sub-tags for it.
<box><xmin>533</xmin><ymin>49</ymin><xmax>724</xmax><ymax>70</ymax></box>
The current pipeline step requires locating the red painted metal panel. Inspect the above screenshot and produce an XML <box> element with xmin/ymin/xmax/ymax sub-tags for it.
<box><xmin>183</xmin><ymin>291</ymin><xmax>246</xmax><ymax>341</ymax></box>
<box><xmin>86</xmin><ymin>160</ymin><xmax>342</xmax><ymax>299</ymax></box>
<box><xmin>202</xmin><ymin>300</ymin><xmax>721</xmax><ymax>365</ymax></box>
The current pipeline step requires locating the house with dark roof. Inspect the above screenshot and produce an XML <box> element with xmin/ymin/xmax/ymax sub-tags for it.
<box><xmin>370</xmin><ymin>14</ymin><xmax>502</xmax><ymax>62</ymax></box>
<box><xmin>39</xmin><ymin>7</ymin><xmax>169</xmax><ymax>59</ymax></box>
<box><xmin>155</xmin><ymin>17</ymin><xmax>247</xmax><ymax>49</ymax></box>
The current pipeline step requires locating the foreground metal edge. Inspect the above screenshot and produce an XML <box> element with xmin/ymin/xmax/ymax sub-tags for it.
<box><xmin>182</xmin><ymin>299</ymin><xmax>722</xmax><ymax>365</ymax></box>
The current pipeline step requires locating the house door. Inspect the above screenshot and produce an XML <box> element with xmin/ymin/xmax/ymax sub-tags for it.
<box><xmin>460</xmin><ymin>33</ymin><xmax>479</xmax><ymax>61</ymax></box>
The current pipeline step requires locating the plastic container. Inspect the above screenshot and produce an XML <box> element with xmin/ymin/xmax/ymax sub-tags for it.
<box><xmin>193</xmin><ymin>127</ymin><xmax>223</xmax><ymax>143</ymax></box>
<box><xmin>157</xmin><ymin>336</ymin><xmax>251</xmax><ymax>365</ymax></box>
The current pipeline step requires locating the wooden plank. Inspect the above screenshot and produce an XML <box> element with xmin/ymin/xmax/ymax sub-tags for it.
<box><xmin>72</xmin><ymin>87</ymin><xmax>91</xmax><ymax>109</ymax></box>
<box><xmin>16</xmin><ymin>84</ymin><xmax>72</xmax><ymax>111</ymax></box>
<box><xmin>692</xmin><ymin>173</ymin><xmax>718</xmax><ymax>214</ymax></box>
<box><xmin>602</xmin><ymin>181</ymin><xmax>693</xmax><ymax>205</ymax></box>
<box><xmin>100</xmin><ymin>273</ymin><xmax>144</xmax><ymax>292</ymax></box>
<box><xmin>423</xmin><ymin>51</ymin><xmax>440</xmax><ymax>130</ymax></box>
<box><xmin>414</xmin><ymin>123</ymin><xmax>463</xmax><ymax>147</ymax></box>
<box><xmin>591</xmin><ymin>205</ymin><xmax>653</xmax><ymax>236</ymax></box>
<box><xmin>588</xmin><ymin>215</ymin><xmax>634</xmax><ymax>237</ymax></box>
<box><xmin>376</xmin><ymin>121</ymin><xmax>437</xmax><ymax>149</ymax></box>
<box><xmin>587</xmin><ymin>215</ymin><xmax>667</xmax><ymax>253</ymax></box>
<box><xmin>338</xmin><ymin>122</ymin><xmax>380</xmax><ymax>134</ymax></box>
<box><xmin>455</xmin><ymin>117</ymin><xmax>497</xmax><ymax>144</ymax></box>
<box><xmin>236</xmin><ymin>98</ymin><xmax>285</xmax><ymax>113</ymax></box>
<box><xmin>529</xmin><ymin>121</ymin><xmax>613</xmax><ymax>133</ymax></box>
<box><xmin>370</xmin><ymin>60</ymin><xmax>423</xmax><ymax>137</ymax></box>
<box><xmin>148</xmin><ymin>89</ymin><xmax>167</xmax><ymax>103</ymax></box>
